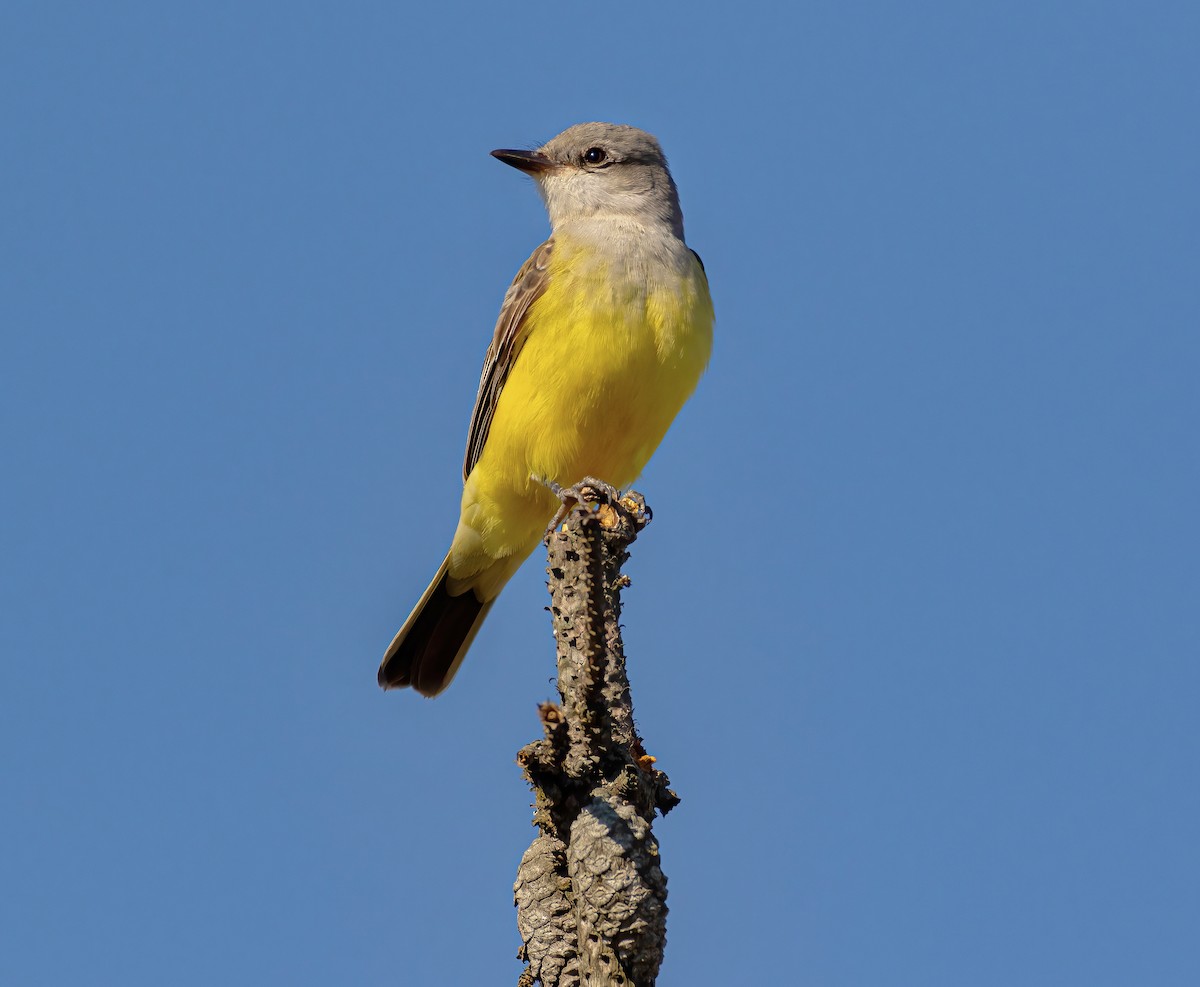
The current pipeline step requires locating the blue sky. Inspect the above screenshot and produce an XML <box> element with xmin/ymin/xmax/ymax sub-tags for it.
<box><xmin>3</xmin><ymin>2</ymin><xmax>1198</xmax><ymax>984</ymax></box>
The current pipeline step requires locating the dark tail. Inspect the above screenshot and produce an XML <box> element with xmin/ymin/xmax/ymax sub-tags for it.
<box><xmin>377</xmin><ymin>555</ymin><xmax>493</xmax><ymax>697</ymax></box>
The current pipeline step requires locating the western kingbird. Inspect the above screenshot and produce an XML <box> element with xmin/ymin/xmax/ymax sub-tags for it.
<box><xmin>378</xmin><ymin>122</ymin><xmax>714</xmax><ymax>696</ymax></box>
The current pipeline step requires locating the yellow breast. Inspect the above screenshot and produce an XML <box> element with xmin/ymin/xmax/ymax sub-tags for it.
<box><xmin>451</xmin><ymin>239</ymin><xmax>713</xmax><ymax>593</ymax></box>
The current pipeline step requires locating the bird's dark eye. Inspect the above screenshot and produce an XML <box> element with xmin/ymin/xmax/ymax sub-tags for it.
<box><xmin>583</xmin><ymin>147</ymin><xmax>607</xmax><ymax>165</ymax></box>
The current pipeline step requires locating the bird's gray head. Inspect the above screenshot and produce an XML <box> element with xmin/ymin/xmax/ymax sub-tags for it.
<box><xmin>492</xmin><ymin>123</ymin><xmax>685</xmax><ymax>239</ymax></box>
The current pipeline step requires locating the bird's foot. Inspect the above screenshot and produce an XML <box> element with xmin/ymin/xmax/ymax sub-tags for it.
<box><xmin>534</xmin><ymin>475</ymin><xmax>623</xmax><ymax>538</ymax></box>
<box><xmin>616</xmin><ymin>489</ymin><xmax>652</xmax><ymax>527</ymax></box>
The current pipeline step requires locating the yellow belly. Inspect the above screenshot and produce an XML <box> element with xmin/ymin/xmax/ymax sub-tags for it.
<box><xmin>448</xmin><ymin>246</ymin><xmax>713</xmax><ymax>599</ymax></box>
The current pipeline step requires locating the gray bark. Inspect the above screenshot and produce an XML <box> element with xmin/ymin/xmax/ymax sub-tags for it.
<box><xmin>514</xmin><ymin>487</ymin><xmax>679</xmax><ymax>987</ymax></box>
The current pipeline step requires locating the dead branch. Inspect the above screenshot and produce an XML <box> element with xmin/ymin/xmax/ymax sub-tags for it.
<box><xmin>514</xmin><ymin>486</ymin><xmax>680</xmax><ymax>987</ymax></box>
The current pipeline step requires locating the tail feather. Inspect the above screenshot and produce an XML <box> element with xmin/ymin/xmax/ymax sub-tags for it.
<box><xmin>378</xmin><ymin>554</ymin><xmax>493</xmax><ymax>697</ymax></box>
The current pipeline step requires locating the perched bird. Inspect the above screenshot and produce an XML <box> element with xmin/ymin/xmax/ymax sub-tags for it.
<box><xmin>379</xmin><ymin>123</ymin><xmax>714</xmax><ymax>696</ymax></box>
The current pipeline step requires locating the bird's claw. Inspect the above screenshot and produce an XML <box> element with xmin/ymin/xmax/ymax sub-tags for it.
<box><xmin>534</xmin><ymin>475</ymin><xmax>623</xmax><ymax>538</ymax></box>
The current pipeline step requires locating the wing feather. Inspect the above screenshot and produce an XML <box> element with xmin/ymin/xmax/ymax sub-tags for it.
<box><xmin>462</xmin><ymin>239</ymin><xmax>554</xmax><ymax>481</ymax></box>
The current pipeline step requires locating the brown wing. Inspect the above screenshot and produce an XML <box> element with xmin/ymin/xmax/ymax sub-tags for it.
<box><xmin>462</xmin><ymin>238</ymin><xmax>554</xmax><ymax>481</ymax></box>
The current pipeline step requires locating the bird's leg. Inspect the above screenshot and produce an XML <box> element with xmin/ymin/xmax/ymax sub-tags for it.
<box><xmin>531</xmin><ymin>475</ymin><xmax>566</xmax><ymax>500</ymax></box>
<box><xmin>533</xmin><ymin>475</ymin><xmax>623</xmax><ymax>538</ymax></box>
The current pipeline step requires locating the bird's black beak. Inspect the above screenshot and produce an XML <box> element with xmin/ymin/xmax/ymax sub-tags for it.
<box><xmin>491</xmin><ymin>149</ymin><xmax>554</xmax><ymax>174</ymax></box>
